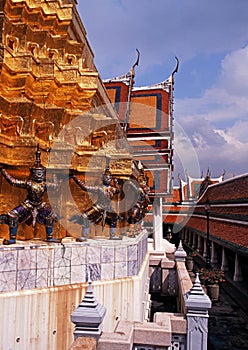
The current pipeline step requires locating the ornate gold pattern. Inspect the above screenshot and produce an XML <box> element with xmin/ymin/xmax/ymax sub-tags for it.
<box><xmin>0</xmin><ymin>0</ymin><xmax>136</xmax><ymax>241</ymax></box>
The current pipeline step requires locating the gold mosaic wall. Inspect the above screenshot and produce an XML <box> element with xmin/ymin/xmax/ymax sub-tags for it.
<box><xmin>0</xmin><ymin>0</ymin><xmax>133</xmax><ymax>240</ymax></box>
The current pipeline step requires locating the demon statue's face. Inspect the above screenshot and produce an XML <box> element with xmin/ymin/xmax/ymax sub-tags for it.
<box><xmin>102</xmin><ymin>173</ymin><xmax>112</xmax><ymax>186</ymax></box>
<box><xmin>30</xmin><ymin>168</ymin><xmax>46</xmax><ymax>183</ymax></box>
<box><xmin>138</xmin><ymin>175</ymin><xmax>147</xmax><ymax>188</ymax></box>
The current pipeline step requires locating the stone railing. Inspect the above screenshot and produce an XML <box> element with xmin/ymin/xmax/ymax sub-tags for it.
<box><xmin>174</xmin><ymin>242</ymin><xmax>212</xmax><ymax>350</ymax></box>
<box><xmin>176</xmin><ymin>260</ymin><xmax>193</xmax><ymax>314</ymax></box>
<box><xmin>67</xmin><ymin>241</ymin><xmax>212</xmax><ymax>350</ymax></box>
<box><xmin>97</xmin><ymin>317</ymin><xmax>186</xmax><ymax>350</ymax></box>
<box><xmin>69</xmin><ymin>337</ymin><xmax>96</xmax><ymax>350</ymax></box>
<box><xmin>0</xmin><ymin>231</ymin><xmax>148</xmax><ymax>292</ymax></box>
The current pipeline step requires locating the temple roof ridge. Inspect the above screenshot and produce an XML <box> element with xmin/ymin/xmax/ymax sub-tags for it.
<box><xmin>176</xmin><ymin>169</ymin><xmax>225</xmax><ymax>202</ymax></box>
<box><xmin>133</xmin><ymin>56</ymin><xmax>179</xmax><ymax>92</ymax></box>
<box><xmin>103</xmin><ymin>72</ymin><xmax>173</xmax><ymax>91</ymax></box>
<box><xmin>132</xmin><ymin>75</ymin><xmax>173</xmax><ymax>92</ymax></box>
<box><xmin>103</xmin><ymin>71</ymin><xmax>133</xmax><ymax>86</ymax></box>
<box><xmin>186</xmin><ymin>170</ymin><xmax>224</xmax><ymax>184</ymax></box>
<box><xmin>198</xmin><ymin>172</ymin><xmax>248</xmax><ymax>203</ymax></box>
<box><xmin>103</xmin><ymin>49</ymin><xmax>140</xmax><ymax>87</ymax></box>
<box><xmin>106</xmin><ymin>56</ymin><xmax>179</xmax><ymax>94</ymax></box>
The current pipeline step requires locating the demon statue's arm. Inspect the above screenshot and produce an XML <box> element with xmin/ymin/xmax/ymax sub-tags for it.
<box><xmin>112</xmin><ymin>178</ymin><xmax>121</xmax><ymax>195</ymax></box>
<box><xmin>71</xmin><ymin>174</ymin><xmax>99</xmax><ymax>193</ymax></box>
<box><xmin>1</xmin><ymin>168</ymin><xmax>27</xmax><ymax>188</ymax></box>
<box><xmin>70</xmin><ymin>171</ymin><xmax>122</xmax><ymax>241</ymax></box>
<box><xmin>0</xmin><ymin>145</ymin><xmax>60</xmax><ymax>245</ymax></box>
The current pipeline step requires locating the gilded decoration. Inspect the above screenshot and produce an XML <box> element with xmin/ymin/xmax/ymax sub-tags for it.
<box><xmin>0</xmin><ymin>0</ymin><xmax>139</xmax><ymax>242</ymax></box>
<box><xmin>0</xmin><ymin>145</ymin><xmax>60</xmax><ymax>245</ymax></box>
<box><xmin>0</xmin><ymin>0</ymin><xmax>122</xmax><ymax>159</ymax></box>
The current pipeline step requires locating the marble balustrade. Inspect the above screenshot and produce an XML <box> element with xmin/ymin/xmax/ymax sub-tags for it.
<box><xmin>0</xmin><ymin>231</ymin><xmax>148</xmax><ymax>292</ymax></box>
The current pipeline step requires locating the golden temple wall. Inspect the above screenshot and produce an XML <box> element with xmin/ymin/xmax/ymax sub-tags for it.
<box><xmin>0</xmin><ymin>0</ymin><xmax>133</xmax><ymax>241</ymax></box>
<box><xmin>0</xmin><ymin>0</ymin><xmax>122</xmax><ymax>163</ymax></box>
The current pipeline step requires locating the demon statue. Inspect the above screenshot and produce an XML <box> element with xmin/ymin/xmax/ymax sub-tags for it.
<box><xmin>0</xmin><ymin>145</ymin><xmax>59</xmax><ymax>245</ymax></box>
<box><xmin>127</xmin><ymin>165</ymin><xmax>150</xmax><ymax>236</ymax></box>
<box><xmin>71</xmin><ymin>166</ymin><xmax>122</xmax><ymax>241</ymax></box>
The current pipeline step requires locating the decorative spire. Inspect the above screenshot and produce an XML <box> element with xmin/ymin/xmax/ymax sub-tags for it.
<box><xmin>171</xmin><ymin>56</ymin><xmax>179</xmax><ymax>83</ymax></box>
<box><xmin>131</xmin><ymin>48</ymin><xmax>140</xmax><ymax>82</ymax></box>
<box><xmin>103</xmin><ymin>48</ymin><xmax>140</xmax><ymax>87</ymax></box>
<box><xmin>71</xmin><ymin>279</ymin><xmax>107</xmax><ymax>340</ymax></box>
<box><xmin>138</xmin><ymin>161</ymin><xmax>144</xmax><ymax>172</ymax></box>
<box><xmin>123</xmin><ymin>49</ymin><xmax>140</xmax><ymax>134</ymax></box>
<box><xmin>189</xmin><ymin>273</ymin><xmax>206</xmax><ymax>296</ymax></box>
<box><xmin>30</xmin><ymin>144</ymin><xmax>45</xmax><ymax>172</ymax></box>
<box><xmin>174</xmin><ymin>240</ymin><xmax>187</xmax><ymax>262</ymax></box>
<box><xmin>206</xmin><ymin>167</ymin><xmax>211</xmax><ymax>179</ymax></box>
<box><xmin>185</xmin><ymin>273</ymin><xmax>212</xmax><ymax>310</ymax></box>
<box><xmin>104</xmin><ymin>155</ymin><xmax>111</xmax><ymax>175</ymax></box>
<box><xmin>79</xmin><ymin>280</ymin><xmax>98</xmax><ymax>309</ymax></box>
<box><xmin>198</xmin><ymin>169</ymin><xmax>213</xmax><ymax>198</ymax></box>
<box><xmin>35</xmin><ymin>144</ymin><xmax>42</xmax><ymax>167</ymax></box>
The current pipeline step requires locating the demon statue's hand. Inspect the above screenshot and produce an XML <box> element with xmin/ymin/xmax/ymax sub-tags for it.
<box><xmin>114</xmin><ymin>178</ymin><xmax>123</xmax><ymax>185</ymax></box>
<box><xmin>69</xmin><ymin>169</ymin><xmax>76</xmax><ymax>179</ymax></box>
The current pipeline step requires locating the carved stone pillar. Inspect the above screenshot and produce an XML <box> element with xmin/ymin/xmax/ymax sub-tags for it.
<box><xmin>152</xmin><ymin>197</ymin><xmax>163</xmax><ymax>252</ymax></box>
<box><xmin>197</xmin><ymin>234</ymin><xmax>202</xmax><ymax>254</ymax></box>
<box><xmin>182</xmin><ymin>228</ymin><xmax>187</xmax><ymax>244</ymax></box>
<box><xmin>210</xmin><ymin>242</ymin><xmax>218</xmax><ymax>264</ymax></box>
<box><xmin>192</xmin><ymin>232</ymin><xmax>197</xmax><ymax>250</ymax></box>
<box><xmin>181</xmin><ymin>228</ymin><xmax>185</xmax><ymax>241</ymax></box>
<box><xmin>233</xmin><ymin>253</ymin><xmax>243</xmax><ymax>282</ymax></box>
<box><xmin>221</xmin><ymin>247</ymin><xmax>229</xmax><ymax>271</ymax></box>
<box><xmin>185</xmin><ymin>273</ymin><xmax>212</xmax><ymax>350</ymax></box>
<box><xmin>203</xmin><ymin>238</ymin><xmax>207</xmax><ymax>258</ymax></box>
<box><xmin>187</xmin><ymin>230</ymin><xmax>191</xmax><ymax>246</ymax></box>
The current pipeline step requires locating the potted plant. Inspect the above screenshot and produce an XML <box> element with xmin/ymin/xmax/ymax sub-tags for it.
<box><xmin>198</xmin><ymin>268</ymin><xmax>225</xmax><ymax>300</ymax></box>
<box><xmin>186</xmin><ymin>251</ymin><xmax>197</xmax><ymax>271</ymax></box>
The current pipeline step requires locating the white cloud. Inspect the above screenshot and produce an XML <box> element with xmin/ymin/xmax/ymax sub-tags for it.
<box><xmin>176</xmin><ymin>47</ymin><xmax>248</xmax><ymax>124</ymax></box>
<box><xmin>78</xmin><ymin>1</ymin><xmax>248</xmax><ymax>179</ymax></box>
<box><xmin>79</xmin><ymin>1</ymin><xmax>248</xmax><ymax>81</ymax></box>
<box><xmin>175</xmin><ymin>46</ymin><xmax>248</xmax><ymax>179</ymax></box>
<box><xmin>218</xmin><ymin>120</ymin><xmax>248</xmax><ymax>144</ymax></box>
<box><xmin>217</xmin><ymin>46</ymin><xmax>248</xmax><ymax>96</ymax></box>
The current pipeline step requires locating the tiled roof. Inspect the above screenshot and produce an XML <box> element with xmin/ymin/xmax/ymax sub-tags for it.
<box><xmin>199</xmin><ymin>174</ymin><xmax>248</xmax><ymax>203</ymax></box>
<box><xmin>187</xmin><ymin>216</ymin><xmax>248</xmax><ymax>250</ymax></box>
<box><xmin>185</xmin><ymin>174</ymin><xmax>248</xmax><ymax>252</ymax></box>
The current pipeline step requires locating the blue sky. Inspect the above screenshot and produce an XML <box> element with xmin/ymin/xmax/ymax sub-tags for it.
<box><xmin>78</xmin><ymin>0</ymin><xmax>248</xmax><ymax>182</ymax></box>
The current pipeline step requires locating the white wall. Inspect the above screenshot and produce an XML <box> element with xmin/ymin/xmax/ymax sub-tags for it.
<box><xmin>0</xmin><ymin>253</ymin><xmax>150</xmax><ymax>350</ymax></box>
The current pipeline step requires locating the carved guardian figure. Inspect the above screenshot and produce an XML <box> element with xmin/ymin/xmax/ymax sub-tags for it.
<box><xmin>0</xmin><ymin>145</ymin><xmax>59</xmax><ymax>244</ymax></box>
<box><xmin>71</xmin><ymin>166</ymin><xmax>122</xmax><ymax>241</ymax></box>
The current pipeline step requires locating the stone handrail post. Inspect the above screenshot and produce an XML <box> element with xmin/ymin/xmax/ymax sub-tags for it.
<box><xmin>174</xmin><ymin>240</ymin><xmax>187</xmax><ymax>262</ymax></box>
<box><xmin>71</xmin><ymin>279</ymin><xmax>106</xmax><ymax>341</ymax></box>
<box><xmin>185</xmin><ymin>273</ymin><xmax>212</xmax><ymax>350</ymax></box>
